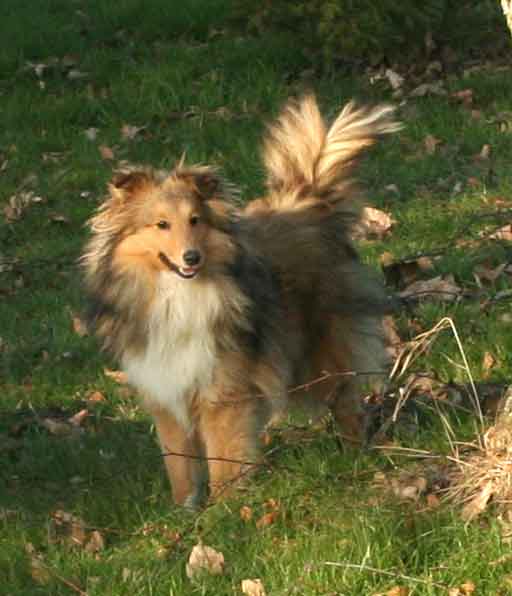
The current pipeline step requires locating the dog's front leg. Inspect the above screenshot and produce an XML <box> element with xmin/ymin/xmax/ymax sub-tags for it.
<box><xmin>151</xmin><ymin>406</ymin><xmax>205</xmax><ymax>508</ymax></box>
<box><xmin>199</xmin><ymin>398</ymin><xmax>263</xmax><ymax>499</ymax></box>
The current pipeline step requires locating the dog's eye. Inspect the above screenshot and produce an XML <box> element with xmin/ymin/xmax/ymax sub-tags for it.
<box><xmin>190</xmin><ymin>215</ymin><xmax>200</xmax><ymax>226</ymax></box>
<box><xmin>156</xmin><ymin>220</ymin><xmax>170</xmax><ymax>230</ymax></box>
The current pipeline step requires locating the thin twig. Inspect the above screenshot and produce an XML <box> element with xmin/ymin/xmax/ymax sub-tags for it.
<box><xmin>324</xmin><ymin>561</ymin><xmax>448</xmax><ymax>590</ymax></box>
<box><xmin>37</xmin><ymin>560</ymin><xmax>88</xmax><ymax>596</ymax></box>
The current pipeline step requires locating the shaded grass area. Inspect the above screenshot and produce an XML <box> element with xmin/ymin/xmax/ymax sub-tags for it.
<box><xmin>2</xmin><ymin>1</ymin><xmax>512</xmax><ymax>594</ymax></box>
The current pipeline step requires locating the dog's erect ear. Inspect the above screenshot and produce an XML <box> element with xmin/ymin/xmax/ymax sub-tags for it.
<box><xmin>109</xmin><ymin>170</ymin><xmax>153</xmax><ymax>200</ymax></box>
<box><xmin>193</xmin><ymin>171</ymin><xmax>223</xmax><ymax>200</ymax></box>
<box><xmin>173</xmin><ymin>167</ymin><xmax>223</xmax><ymax>201</ymax></box>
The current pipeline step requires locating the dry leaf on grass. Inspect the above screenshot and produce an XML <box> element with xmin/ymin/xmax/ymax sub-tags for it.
<box><xmin>86</xmin><ymin>390</ymin><xmax>106</xmax><ymax>403</ymax></box>
<box><xmin>241</xmin><ymin>578</ymin><xmax>267</xmax><ymax>596</ymax></box>
<box><xmin>4</xmin><ymin>191</ymin><xmax>44</xmax><ymax>222</ymax></box>
<box><xmin>386</xmin><ymin>587</ymin><xmax>410</xmax><ymax>596</ymax></box>
<box><xmin>99</xmin><ymin>145</ymin><xmax>115</xmax><ymax>160</ymax></box>
<box><xmin>487</xmin><ymin>224</ymin><xmax>512</xmax><ymax>242</ymax></box>
<box><xmin>39</xmin><ymin>418</ymin><xmax>76</xmax><ymax>437</ymax></box>
<box><xmin>473</xmin><ymin>263</ymin><xmax>506</xmax><ymax>285</ymax></box>
<box><xmin>449</xmin><ymin>581</ymin><xmax>476</xmax><ymax>596</ymax></box>
<box><xmin>256</xmin><ymin>510</ymin><xmax>279</xmax><ymax>529</ymax></box>
<box><xmin>451</xmin><ymin>88</ymin><xmax>473</xmax><ymax>106</ymax></box>
<box><xmin>385</xmin><ymin>68</ymin><xmax>404</xmax><ymax>90</ymax></box>
<box><xmin>426</xmin><ymin>493</ymin><xmax>441</xmax><ymax>509</ymax></box>
<box><xmin>354</xmin><ymin>207</ymin><xmax>396</xmax><ymax>240</ymax></box>
<box><xmin>240</xmin><ymin>505</ymin><xmax>253</xmax><ymax>522</ymax></box>
<box><xmin>68</xmin><ymin>409</ymin><xmax>89</xmax><ymax>427</ymax></box>
<box><xmin>121</xmin><ymin>124</ymin><xmax>146</xmax><ymax>141</ymax></box>
<box><xmin>67</xmin><ymin>69</ymin><xmax>88</xmax><ymax>80</ymax></box>
<box><xmin>186</xmin><ymin>544</ymin><xmax>225</xmax><ymax>578</ymax></box>
<box><xmin>38</xmin><ymin>408</ymin><xmax>89</xmax><ymax>437</ymax></box>
<box><xmin>104</xmin><ymin>368</ymin><xmax>128</xmax><ymax>384</ymax></box>
<box><xmin>84</xmin><ymin>127</ymin><xmax>99</xmax><ymax>141</ymax></box>
<box><xmin>26</xmin><ymin>543</ymin><xmax>52</xmax><ymax>586</ymax></box>
<box><xmin>383</xmin><ymin>316</ymin><xmax>403</xmax><ymax>359</ymax></box>
<box><xmin>476</xmin><ymin>144</ymin><xmax>491</xmax><ymax>160</ymax></box>
<box><xmin>399</xmin><ymin>275</ymin><xmax>462</xmax><ymax>302</ymax></box>
<box><xmin>381</xmin><ymin>253</ymin><xmax>435</xmax><ymax>289</ymax></box>
<box><xmin>424</xmin><ymin>134</ymin><xmax>442</xmax><ymax>155</ymax></box>
<box><xmin>482</xmin><ymin>351</ymin><xmax>496</xmax><ymax>377</ymax></box>
<box><xmin>84</xmin><ymin>530</ymin><xmax>106</xmax><ymax>554</ymax></box>
<box><xmin>410</xmin><ymin>82</ymin><xmax>447</xmax><ymax>97</ymax></box>
<box><xmin>461</xmin><ymin>480</ymin><xmax>495</xmax><ymax>522</ymax></box>
<box><xmin>48</xmin><ymin>510</ymin><xmax>106</xmax><ymax>553</ymax></box>
<box><xmin>71</xmin><ymin>314</ymin><xmax>89</xmax><ymax>337</ymax></box>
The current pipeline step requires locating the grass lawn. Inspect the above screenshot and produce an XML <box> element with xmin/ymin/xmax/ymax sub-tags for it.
<box><xmin>2</xmin><ymin>1</ymin><xmax>512</xmax><ymax>594</ymax></box>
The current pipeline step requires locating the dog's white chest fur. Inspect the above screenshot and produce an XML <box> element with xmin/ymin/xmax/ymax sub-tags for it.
<box><xmin>123</xmin><ymin>272</ymin><xmax>222</xmax><ymax>431</ymax></box>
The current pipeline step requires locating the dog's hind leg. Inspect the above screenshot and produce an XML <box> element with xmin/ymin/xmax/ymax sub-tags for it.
<box><xmin>308</xmin><ymin>316</ymin><xmax>375</xmax><ymax>445</ymax></box>
<box><xmin>151</xmin><ymin>406</ymin><xmax>206</xmax><ymax>508</ymax></box>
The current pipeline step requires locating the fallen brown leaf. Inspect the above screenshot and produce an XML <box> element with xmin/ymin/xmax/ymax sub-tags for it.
<box><xmin>385</xmin><ymin>68</ymin><xmax>404</xmax><ymax>90</ymax></box>
<box><xmin>84</xmin><ymin>530</ymin><xmax>106</xmax><ymax>553</ymax></box>
<box><xmin>72</xmin><ymin>315</ymin><xmax>89</xmax><ymax>337</ymax></box>
<box><xmin>186</xmin><ymin>543</ymin><xmax>225</xmax><ymax>578</ymax></box>
<box><xmin>460</xmin><ymin>581</ymin><xmax>476</xmax><ymax>594</ymax></box>
<box><xmin>50</xmin><ymin>214</ymin><xmax>70</xmax><ymax>224</ymax></box>
<box><xmin>482</xmin><ymin>351</ymin><xmax>496</xmax><ymax>378</ymax></box>
<box><xmin>461</xmin><ymin>480</ymin><xmax>494</xmax><ymax>521</ymax></box>
<box><xmin>477</xmin><ymin>144</ymin><xmax>491</xmax><ymax>160</ymax></box>
<box><xmin>84</xmin><ymin>128</ymin><xmax>99</xmax><ymax>141</ymax></box>
<box><xmin>27</xmin><ymin>546</ymin><xmax>51</xmax><ymax>586</ymax></box>
<box><xmin>4</xmin><ymin>191</ymin><xmax>44</xmax><ymax>222</ymax></box>
<box><xmin>99</xmin><ymin>145</ymin><xmax>115</xmax><ymax>160</ymax></box>
<box><xmin>424</xmin><ymin>134</ymin><xmax>442</xmax><ymax>155</ymax></box>
<box><xmin>256</xmin><ymin>510</ymin><xmax>279</xmax><ymax>529</ymax></box>
<box><xmin>383</xmin><ymin>316</ymin><xmax>402</xmax><ymax>359</ymax></box>
<box><xmin>487</xmin><ymin>224</ymin><xmax>512</xmax><ymax>242</ymax></box>
<box><xmin>68</xmin><ymin>409</ymin><xmax>89</xmax><ymax>427</ymax></box>
<box><xmin>410</xmin><ymin>82</ymin><xmax>447</xmax><ymax>97</ymax></box>
<box><xmin>241</xmin><ymin>578</ymin><xmax>267</xmax><ymax>596</ymax></box>
<box><xmin>49</xmin><ymin>510</ymin><xmax>87</xmax><ymax>547</ymax></box>
<box><xmin>386</xmin><ymin>587</ymin><xmax>410</xmax><ymax>596</ymax></box>
<box><xmin>121</xmin><ymin>124</ymin><xmax>146</xmax><ymax>140</ymax></box>
<box><xmin>381</xmin><ymin>254</ymin><xmax>435</xmax><ymax>289</ymax></box>
<box><xmin>399</xmin><ymin>275</ymin><xmax>462</xmax><ymax>302</ymax></box>
<box><xmin>355</xmin><ymin>207</ymin><xmax>395</xmax><ymax>240</ymax></box>
<box><xmin>86</xmin><ymin>390</ymin><xmax>106</xmax><ymax>403</ymax></box>
<box><xmin>240</xmin><ymin>505</ymin><xmax>253</xmax><ymax>522</ymax></box>
<box><xmin>451</xmin><ymin>88</ymin><xmax>473</xmax><ymax>106</ymax></box>
<box><xmin>39</xmin><ymin>418</ymin><xmax>74</xmax><ymax>437</ymax></box>
<box><xmin>104</xmin><ymin>368</ymin><xmax>128</xmax><ymax>384</ymax></box>
<box><xmin>67</xmin><ymin>69</ymin><xmax>88</xmax><ymax>80</ymax></box>
<box><xmin>263</xmin><ymin>498</ymin><xmax>280</xmax><ymax>511</ymax></box>
<box><xmin>473</xmin><ymin>263</ymin><xmax>506</xmax><ymax>285</ymax></box>
<box><xmin>426</xmin><ymin>493</ymin><xmax>441</xmax><ymax>509</ymax></box>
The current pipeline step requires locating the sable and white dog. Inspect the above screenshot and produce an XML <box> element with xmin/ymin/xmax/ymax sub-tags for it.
<box><xmin>82</xmin><ymin>95</ymin><xmax>399</xmax><ymax>507</ymax></box>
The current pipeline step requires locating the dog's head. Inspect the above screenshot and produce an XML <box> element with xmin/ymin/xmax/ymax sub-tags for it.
<box><xmin>89</xmin><ymin>165</ymin><xmax>237</xmax><ymax>280</ymax></box>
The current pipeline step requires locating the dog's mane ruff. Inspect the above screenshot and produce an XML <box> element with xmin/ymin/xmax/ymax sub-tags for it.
<box><xmin>262</xmin><ymin>94</ymin><xmax>401</xmax><ymax>209</ymax></box>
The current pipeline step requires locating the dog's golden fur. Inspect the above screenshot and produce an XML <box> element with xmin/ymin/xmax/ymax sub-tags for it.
<box><xmin>81</xmin><ymin>95</ymin><xmax>399</xmax><ymax>506</ymax></box>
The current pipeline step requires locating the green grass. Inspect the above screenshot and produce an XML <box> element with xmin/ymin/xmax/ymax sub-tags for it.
<box><xmin>2</xmin><ymin>1</ymin><xmax>512</xmax><ymax>594</ymax></box>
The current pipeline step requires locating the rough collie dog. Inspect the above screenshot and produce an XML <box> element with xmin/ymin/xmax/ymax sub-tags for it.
<box><xmin>82</xmin><ymin>95</ymin><xmax>399</xmax><ymax>507</ymax></box>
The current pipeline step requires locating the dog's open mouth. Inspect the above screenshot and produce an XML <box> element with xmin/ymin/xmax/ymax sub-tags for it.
<box><xmin>158</xmin><ymin>252</ymin><xmax>200</xmax><ymax>279</ymax></box>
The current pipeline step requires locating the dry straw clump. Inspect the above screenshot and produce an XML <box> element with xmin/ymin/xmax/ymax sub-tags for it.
<box><xmin>447</xmin><ymin>387</ymin><xmax>512</xmax><ymax>521</ymax></box>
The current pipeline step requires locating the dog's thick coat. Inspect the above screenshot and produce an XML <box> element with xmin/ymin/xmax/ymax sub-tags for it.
<box><xmin>82</xmin><ymin>95</ymin><xmax>399</xmax><ymax>505</ymax></box>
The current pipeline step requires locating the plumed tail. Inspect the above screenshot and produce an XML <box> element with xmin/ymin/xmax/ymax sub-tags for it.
<box><xmin>262</xmin><ymin>95</ymin><xmax>400</xmax><ymax>206</ymax></box>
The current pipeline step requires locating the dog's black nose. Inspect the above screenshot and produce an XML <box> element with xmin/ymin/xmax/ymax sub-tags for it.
<box><xmin>183</xmin><ymin>250</ymin><xmax>201</xmax><ymax>266</ymax></box>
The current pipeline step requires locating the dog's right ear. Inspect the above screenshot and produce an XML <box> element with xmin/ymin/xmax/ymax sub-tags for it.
<box><xmin>108</xmin><ymin>170</ymin><xmax>153</xmax><ymax>201</ymax></box>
